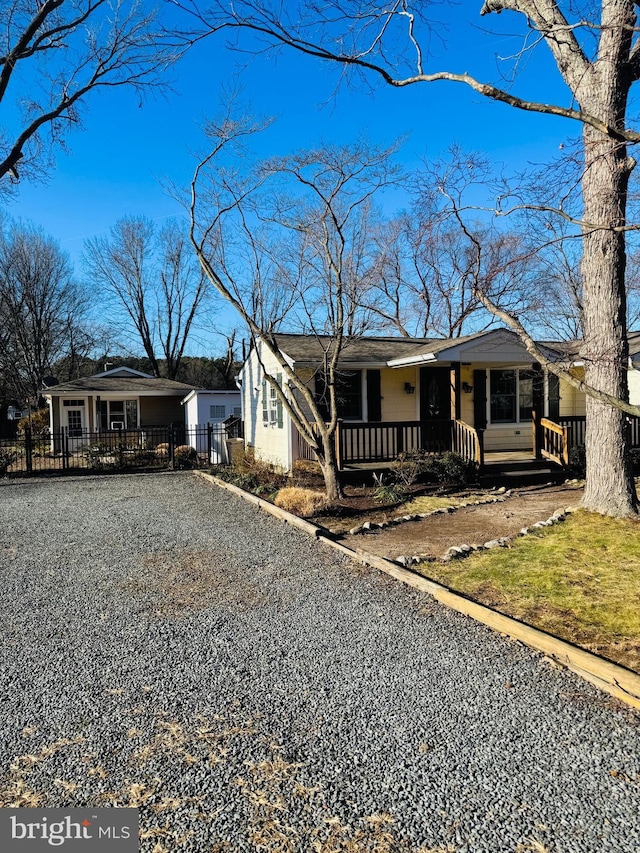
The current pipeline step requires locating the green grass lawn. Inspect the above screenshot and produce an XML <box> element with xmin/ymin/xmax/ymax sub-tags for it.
<box><xmin>419</xmin><ymin>511</ymin><xmax>640</xmax><ymax>673</ymax></box>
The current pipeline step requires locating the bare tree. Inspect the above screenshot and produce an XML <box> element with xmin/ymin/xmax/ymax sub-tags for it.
<box><xmin>188</xmin><ymin>114</ymin><xmax>400</xmax><ymax>499</ymax></box>
<box><xmin>0</xmin><ymin>221</ymin><xmax>91</xmax><ymax>401</ymax></box>
<box><xmin>368</xmin><ymin>210</ymin><xmax>536</xmax><ymax>339</ymax></box>
<box><xmin>189</xmin><ymin>0</ymin><xmax>640</xmax><ymax>516</ymax></box>
<box><xmin>83</xmin><ymin>217</ymin><xmax>208</xmax><ymax>380</ymax></box>
<box><xmin>0</xmin><ymin>0</ymin><xmax>181</xmax><ymax>194</ymax></box>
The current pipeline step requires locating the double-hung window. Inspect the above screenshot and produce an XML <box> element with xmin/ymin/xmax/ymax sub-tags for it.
<box><xmin>261</xmin><ymin>373</ymin><xmax>283</xmax><ymax>428</ymax></box>
<box><xmin>315</xmin><ymin>370</ymin><xmax>362</xmax><ymax>421</ymax></box>
<box><xmin>489</xmin><ymin>369</ymin><xmax>536</xmax><ymax>424</ymax></box>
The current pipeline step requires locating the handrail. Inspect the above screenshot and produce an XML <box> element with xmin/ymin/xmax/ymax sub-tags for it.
<box><xmin>540</xmin><ymin>417</ymin><xmax>569</xmax><ymax>467</ymax></box>
<box><xmin>452</xmin><ymin>419</ymin><xmax>484</xmax><ymax>466</ymax></box>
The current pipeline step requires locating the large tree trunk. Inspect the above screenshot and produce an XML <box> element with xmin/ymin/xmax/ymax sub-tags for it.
<box><xmin>580</xmin><ymin>115</ymin><xmax>638</xmax><ymax>515</ymax></box>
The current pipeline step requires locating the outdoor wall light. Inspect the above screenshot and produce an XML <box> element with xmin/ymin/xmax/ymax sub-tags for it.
<box><xmin>404</xmin><ymin>382</ymin><xmax>416</xmax><ymax>395</ymax></box>
<box><xmin>462</xmin><ymin>382</ymin><xmax>474</xmax><ymax>394</ymax></box>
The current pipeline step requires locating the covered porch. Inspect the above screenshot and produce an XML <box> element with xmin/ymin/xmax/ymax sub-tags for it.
<box><xmin>296</xmin><ymin>413</ymin><xmax>640</xmax><ymax>473</ymax></box>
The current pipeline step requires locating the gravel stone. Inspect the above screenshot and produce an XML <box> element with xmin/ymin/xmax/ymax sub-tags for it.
<box><xmin>0</xmin><ymin>472</ymin><xmax>639</xmax><ymax>853</ymax></box>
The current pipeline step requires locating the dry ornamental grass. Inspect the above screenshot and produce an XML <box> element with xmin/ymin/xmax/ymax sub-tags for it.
<box><xmin>274</xmin><ymin>487</ymin><xmax>328</xmax><ymax>518</ymax></box>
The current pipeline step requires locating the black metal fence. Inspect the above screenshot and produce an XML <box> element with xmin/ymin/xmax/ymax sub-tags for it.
<box><xmin>0</xmin><ymin>422</ymin><xmax>241</xmax><ymax>477</ymax></box>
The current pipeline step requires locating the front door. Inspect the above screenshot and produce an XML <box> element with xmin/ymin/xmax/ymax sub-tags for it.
<box><xmin>420</xmin><ymin>367</ymin><xmax>452</xmax><ymax>453</ymax></box>
<box><xmin>420</xmin><ymin>367</ymin><xmax>451</xmax><ymax>421</ymax></box>
<box><xmin>64</xmin><ymin>404</ymin><xmax>86</xmax><ymax>451</ymax></box>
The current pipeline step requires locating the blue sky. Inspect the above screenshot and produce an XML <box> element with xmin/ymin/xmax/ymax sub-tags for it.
<box><xmin>7</xmin><ymin>1</ymin><xmax>576</xmax><ymax>352</ymax></box>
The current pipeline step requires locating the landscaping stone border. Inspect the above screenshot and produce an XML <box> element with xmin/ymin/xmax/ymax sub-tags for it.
<box><xmin>347</xmin><ymin>489</ymin><xmax>509</xmax><ymax>536</ymax></box>
<box><xmin>194</xmin><ymin>470</ymin><xmax>640</xmax><ymax>711</ymax></box>
<box><xmin>396</xmin><ymin>506</ymin><xmax>576</xmax><ymax>567</ymax></box>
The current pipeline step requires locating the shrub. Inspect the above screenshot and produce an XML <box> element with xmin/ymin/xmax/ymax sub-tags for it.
<box><xmin>155</xmin><ymin>443</ymin><xmax>170</xmax><ymax>458</ymax></box>
<box><xmin>17</xmin><ymin>408</ymin><xmax>49</xmax><ymax>438</ymax></box>
<box><xmin>291</xmin><ymin>458</ymin><xmax>323</xmax><ymax>486</ymax></box>
<box><xmin>435</xmin><ymin>451</ymin><xmax>477</xmax><ymax>485</ymax></box>
<box><xmin>390</xmin><ymin>450</ymin><xmax>475</xmax><ymax>487</ymax></box>
<box><xmin>568</xmin><ymin>444</ymin><xmax>586</xmax><ymax>478</ymax></box>
<box><xmin>372</xmin><ymin>472</ymin><xmax>407</xmax><ymax>504</ymax></box>
<box><xmin>274</xmin><ymin>487</ymin><xmax>327</xmax><ymax>517</ymax></box>
<box><xmin>390</xmin><ymin>449</ymin><xmax>431</xmax><ymax>487</ymax></box>
<box><xmin>174</xmin><ymin>445</ymin><xmax>198</xmax><ymax>469</ymax></box>
<box><xmin>211</xmin><ymin>453</ymin><xmax>288</xmax><ymax>496</ymax></box>
<box><xmin>0</xmin><ymin>448</ymin><xmax>17</xmax><ymax>476</ymax></box>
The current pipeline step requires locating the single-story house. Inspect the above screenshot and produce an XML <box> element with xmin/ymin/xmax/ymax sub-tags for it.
<box><xmin>43</xmin><ymin>366</ymin><xmax>198</xmax><ymax>442</ymax></box>
<box><xmin>239</xmin><ymin>329</ymin><xmax>640</xmax><ymax>472</ymax></box>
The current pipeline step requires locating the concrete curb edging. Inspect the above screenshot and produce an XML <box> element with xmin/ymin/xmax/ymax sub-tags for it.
<box><xmin>194</xmin><ymin>471</ymin><xmax>640</xmax><ymax>711</ymax></box>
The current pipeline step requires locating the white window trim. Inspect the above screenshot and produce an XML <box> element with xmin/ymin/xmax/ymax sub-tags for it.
<box><xmin>209</xmin><ymin>404</ymin><xmax>226</xmax><ymax>420</ymax></box>
<box><xmin>486</xmin><ymin>368</ymin><xmax>535</xmax><ymax>427</ymax></box>
<box><xmin>95</xmin><ymin>397</ymin><xmax>140</xmax><ymax>430</ymax></box>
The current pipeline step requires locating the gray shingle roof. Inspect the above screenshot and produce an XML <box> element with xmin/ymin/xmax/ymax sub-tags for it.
<box><xmin>45</xmin><ymin>375</ymin><xmax>197</xmax><ymax>395</ymax></box>
<box><xmin>272</xmin><ymin>329</ymin><xmax>640</xmax><ymax>366</ymax></box>
<box><xmin>271</xmin><ymin>332</ymin><xmax>487</xmax><ymax>365</ymax></box>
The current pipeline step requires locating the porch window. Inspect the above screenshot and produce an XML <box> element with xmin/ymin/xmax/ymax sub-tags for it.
<box><xmin>489</xmin><ymin>369</ymin><xmax>536</xmax><ymax>424</ymax></box>
<box><xmin>99</xmin><ymin>399</ymin><xmax>138</xmax><ymax>430</ymax></box>
<box><xmin>315</xmin><ymin>370</ymin><xmax>362</xmax><ymax>420</ymax></box>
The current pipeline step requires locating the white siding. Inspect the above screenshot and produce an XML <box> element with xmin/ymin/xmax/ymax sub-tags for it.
<box><xmin>240</xmin><ymin>344</ymin><xmax>291</xmax><ymax>470</ymax></box>
<box><xmin>183</xmin><ymin>391</ymin><xmax>241</xmax><ymax>430</ymax></box>
<box><xmin>628</xmin><ymin>367</ymin><xmax>640</xmax><ymax>406</ymax></box>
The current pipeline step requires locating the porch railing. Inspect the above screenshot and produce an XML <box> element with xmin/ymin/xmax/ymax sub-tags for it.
<box><xmin>338</xmin><ymin>419</ymin><xmax>453</xmax><ymax>464</ymax></box>
<box><xmin>452</xmin><ymin>419</ymin><xmax>484</xmax><ymax>466</ymax></box>
<box><xmin>293</xmin><ymin>418</ymin><xmax>481</xmax><ymax>469</ymax></box>
<box><xmin>534</xmin><ymin>413</ymin><xmax>640</xmax><ymax>469</ymax></box>
<box><xmin>539</xmin><ymin>417</ymin><xmax>569</xmax><ymax>467</ymax></box>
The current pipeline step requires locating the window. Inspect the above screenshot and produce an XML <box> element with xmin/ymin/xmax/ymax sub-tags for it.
<box><xmin>63</xmin><ymin>399</ymin><xmax>85</xmax><ymax>407</ymax></box>
<box><xmin>490</xmin><ymin>370</ymin><xmax>516</xmax><ymax>423</ymax></box>
<box><xmin>67</xmin><ymin>409</ymin><xmax>83</xmax><ymax>436</ymax></box>
<box><xmin>315</xmin><ymin>370</ymin><xmax>362</xmax><ymax>420</ymax></box>
<box><xmin>489</xmin><ymin>369</ymin><xmax>537</xmax><ymax>424</ymax></box>
<box><xmin>99</xmin><ymin>399</ymin><xmax>138</xmax><ymax>430</ymax></box>
<box><xmin>209</xmin><ymin>404</ymin><xmax>226</xmax><ymax>420</ymax></box>
<box><xmin>261</xmin><ymin>374</ymin><xmax>283</xmax><ymax>428</ymax></box>
<box><xmin>233</xmin><ymin>406</ymin><xmax>241</xmax><ymax>418</ymax></box>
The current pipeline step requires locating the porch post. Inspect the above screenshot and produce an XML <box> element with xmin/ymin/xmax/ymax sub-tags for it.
<box><xmin>532</xmin><ymin>365</ymin><xmax>544</xmax><ymax>460</ymax></box>
<box><xmin>477</xmin><ymin>428</ymin><xmax>485</xmax><ymax>468</ymax></box>
<box><xmin>335</xmin><ymin>419</ymin><xmax>343</xmax><ymax>471</ymax></box>
<box><xmin>532</xmin><ymin>410</ymin><xmax>543</xmax><ymax>460</ymax></box>
<box><xmin>450</xmin><ymin>363</ymin><xmax>461</xmax><ymax>421</ymax></box>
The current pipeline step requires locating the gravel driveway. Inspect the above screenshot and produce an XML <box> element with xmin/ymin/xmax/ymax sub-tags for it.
<box><xmin>0</xmin><ymin>472</ymin><xmax>639</xmax><ymax>853</ymax></box>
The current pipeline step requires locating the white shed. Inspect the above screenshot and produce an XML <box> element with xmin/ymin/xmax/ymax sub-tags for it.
<box><xmin>182</xmin><ymin>389</ymin><xmax>242</xmax><ymax>462</ymax></box>
<box><xmin>182</xmin><ymin>389</ymin><xmax>241</xmax><ymax>428</ymax></box>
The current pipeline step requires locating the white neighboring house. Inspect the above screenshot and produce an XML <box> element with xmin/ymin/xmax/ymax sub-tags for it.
<box><xmin>43</xmin><ymin>366</ymin><xmax>197</xmax><ymax>451</ymax></box>
<box><xmin>182</xmin><ymin>389</ymin><xmax>242</xmax><ymax>461</ymax></box>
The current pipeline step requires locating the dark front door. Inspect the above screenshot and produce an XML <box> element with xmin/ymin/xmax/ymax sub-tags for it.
<box><xmin>420</xmin><ymin>367</ymin><xmax>451</xmax><ymax>421</ymax></box>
